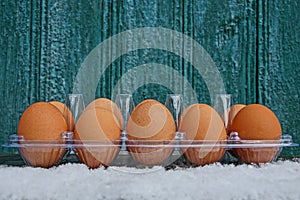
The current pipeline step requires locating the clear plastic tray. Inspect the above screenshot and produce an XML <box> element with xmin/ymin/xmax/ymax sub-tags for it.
<box><xmin>2</xmin><ymin>132</ymin><xmax>298</xmax><ymax>168</ymax></box>
<box><xmin>4</xmin><ymin>132</ymin><xmax>296</xmax><ymax>148</ymax></box>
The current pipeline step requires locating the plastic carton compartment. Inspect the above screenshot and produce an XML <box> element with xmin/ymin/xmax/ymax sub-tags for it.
<box><xmin>2</xmin><ymin>132</ymin><xmax>298</xmax><ymax>168</ymax></box>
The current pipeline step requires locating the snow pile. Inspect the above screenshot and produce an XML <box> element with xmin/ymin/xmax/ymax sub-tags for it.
<box><xmin>0</xmin><ymin>161</ymin><xmax>299</xmax><ymax>200</ymax></box>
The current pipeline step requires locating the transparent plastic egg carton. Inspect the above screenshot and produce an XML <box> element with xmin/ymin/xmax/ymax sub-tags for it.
<box><xmin>2</xmin><ymin>132</ymin><xmax>298</xmax><ymax>168</ymax></box>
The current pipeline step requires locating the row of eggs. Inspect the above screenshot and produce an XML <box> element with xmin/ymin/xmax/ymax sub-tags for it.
<box><xmin>17</xmin><ymin>98</ymin><xmax>282</xmax><ymax>168</ymax></box>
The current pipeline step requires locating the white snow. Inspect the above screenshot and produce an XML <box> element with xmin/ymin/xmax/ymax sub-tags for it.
<box><xmin>0</xmin><ymin>161</ymin><xmax>300</xmax><ymax>200</ymax></box>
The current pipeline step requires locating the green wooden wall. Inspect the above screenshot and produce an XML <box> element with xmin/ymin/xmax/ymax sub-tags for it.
<box><xmin>0</xmin><ymin>0</ymin><xmax>299</xmax><ymax>156</ymax></box>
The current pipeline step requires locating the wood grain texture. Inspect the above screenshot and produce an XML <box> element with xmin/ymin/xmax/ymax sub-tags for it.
<box><xmin>257</xmin><ymin>0</ymin><xmax>300</xmax><ymax>156</ymax></box>
<box><xmin>0</xmin><ymin>0</ymin><xmax>299</xmax><ymax>156</ymax></box>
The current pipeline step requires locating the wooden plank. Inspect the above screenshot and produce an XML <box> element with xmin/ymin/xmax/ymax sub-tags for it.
<box><xmin>0</xmin><ymin>1</ymin><xmax>33</xmax><ymax>151</ymax></box>
<box><xmin>192</xmin><ymin>0</ymin><xmax>258</xmax><ymax>104</ymax></box>
<box><xmin>257</xmin><ymin>0</ymin><xmax>300</xmax><ymax>156</ymax></box>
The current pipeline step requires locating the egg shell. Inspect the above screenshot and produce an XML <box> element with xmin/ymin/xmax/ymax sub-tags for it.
<box><xmin>85</xmin><ymin>98</ymin><xmax>124</xmax><ymax>130</ymax></box>
<box><xmin>127</xmin><ymin>143</ymin><xmax>173</xmax><ymax>166</ymax></box>
<box><xmin>178</xmin><ymin>104</ymin><xmax>226</xmax><ymax>166</ymax></box>
<box><xmin>74</xmin><ymin>107</ymin><xmax>121</xmax><ymax>168</ymax></box>
<box><xmin>17</xmin><ymin>102</ymin><xmax>67</xmax><ymax>168</ymax></box>
<box><xmin>183</xmin><ymin>143</ymin><xmax>226</xmax><ymax>166</ymax></box>
<box><xmin>179</xmin><ymin>104</ymin><xmax>227</xmax><ymax>141</ymax></box>
<box><xmin>231</xmin><ymin>104</ymin><xmax>282</xmax><ymax>140</ymax></box>
<box><xmin>49</xmin><ymin>101</ymin><xmax>75</xmax><ymax>131</ymax></box>
<box><xmin>227</xmin><ymin>104</ymin><xmax>246</xmax><ymax>134</ymax></box>
<box><xmin>226</xmin><ymin>104</ymin><xmax>246</xmax><ymax>158</ymax></box>
<box><xmin>19</xmin><ymin>147</ymin><xmax>65</xmax><ymax>168</ymax></box>
<box><xmin>236</xmin><ymin>147</ymin><xmax>280</xmax><ymax>164</ymax></box>
<box><xmin>75</xmin><ymin>145</ymin><xmax>119</xmax><ymax>169</ymax></box>
<box><xmin>127</xmin><ymin>99</ymin><xmax>176</xmax><ymax>140</ymax></box>
<box><xmin>231</xmin><ymin>104</ymin><xmax>282</xmax><ymax>164</ymax></box>
<box><xmin>126</xmin><ymin>99</ymin><xmax>176</xmax><ymax>166</ymax></box>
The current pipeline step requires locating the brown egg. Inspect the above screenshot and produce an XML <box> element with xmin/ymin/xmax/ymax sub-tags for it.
<box><xmin>231</xmin><ymin>104</ymin><xmax>282</xmax><ymax>164</ymax></box>
<box><xmin>227</xmin><ymin>104</ymin><xmax>246</xmax><ymax>134</ymax></box>
<box><xmin>178</xmin><ymin>104</ymin><xmax>226</xmax><ymax>166</ymax></box>
<box><xmin>49</xmin><ymin>101</ymin><xmax>75</xmax><ymax>131</ymax></box>
<box><xmin>17</xmin><ymin>102</ymin><xmax>67</xmax><ymax>168</ymax></box>
<box><xmin>74</xmin><ymin>108</ymin><xmax>121</xmax><ymax>168</ymax></box>
<box><xmin>231</xmin><ymin>104</ymin><xmax>282</xmax><ymax>140</ymax></box>
<box><xmin>126</xmin><ymin>99</ymin><xmax>176</xmax><ymax>166</ymax></box>
<box><xmin>234</xmin><ymin>147</ymin><xmax>281</xmax><ymax>164</ymax></box>
<box><xmin>226</xmin><ymin>104</ymin><xmax>246</xmax><ymax>158</ymax></box>
<box><xmin>85</xmin><ymin>98</ymin><xmax>124</xmax><ymax>130</ymax></box>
